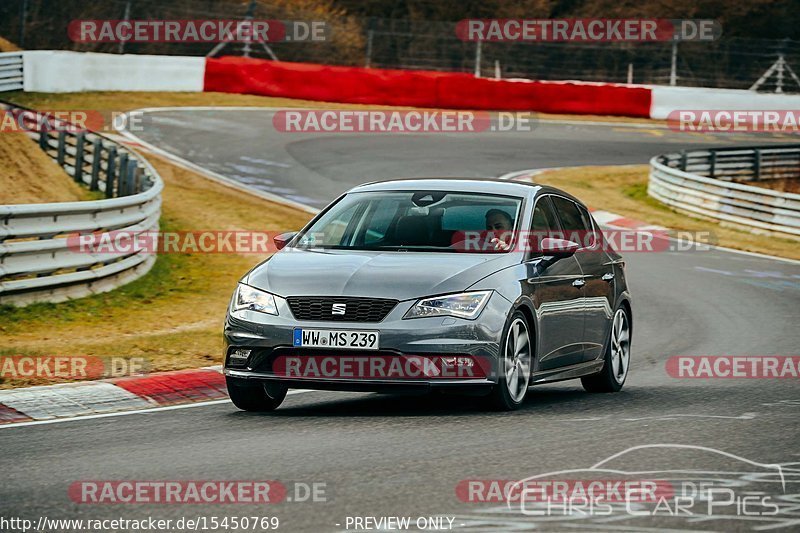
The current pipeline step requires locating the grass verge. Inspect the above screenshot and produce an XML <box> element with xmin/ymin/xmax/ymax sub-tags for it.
<box><xmin>532</xmin><ymin>165</ymin><xmax>800</xmax><ymax>260</ymax></box>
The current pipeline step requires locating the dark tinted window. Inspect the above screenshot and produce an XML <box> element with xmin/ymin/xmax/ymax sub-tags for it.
<box><xmin>531</xmin><ymin>196</ymin><xmax>560</xmax><ymax>232</ymax></box>
<box><xmin>551</xmin><ymin>196</ymin><xmax>588</xmax><ymax>232</ymax></box>
<box><xmin>528</xmin><ymin>196</ymin><xmax>562</xmax><ymax>256</ymax></box>
<box><xmin>575</xmin><ymin>203</ymin><xmax>598</xmax><ymax>247</ymax></box>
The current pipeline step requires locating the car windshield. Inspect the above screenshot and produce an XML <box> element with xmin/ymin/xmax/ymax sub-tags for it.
<box><xmin>294</xmin><ymin>190</ymin><xmax>523</xmax><ymax>252</ymax></box>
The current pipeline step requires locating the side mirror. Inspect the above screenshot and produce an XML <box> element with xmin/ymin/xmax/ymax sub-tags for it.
<box><xmin>540</xmin><ymin>237</ymin><xmax>580</xmax><ymax>258</ymax></box>
<box><xmin>273</xmin><ymin>231</ymin><xmax>298</xmax><ymax>250</ymax></box>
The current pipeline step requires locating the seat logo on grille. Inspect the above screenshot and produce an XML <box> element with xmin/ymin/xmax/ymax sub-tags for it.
<box><xmin>331</xmin><ymin>303</ymin><xmax>347</xmax><ymax>316</ymax></box>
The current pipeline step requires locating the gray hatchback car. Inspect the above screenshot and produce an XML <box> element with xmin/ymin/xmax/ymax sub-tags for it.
<box><xmin>224</xmin><ymin>178</ymin><xmax>632</xmax><ymax>411</ymax></box>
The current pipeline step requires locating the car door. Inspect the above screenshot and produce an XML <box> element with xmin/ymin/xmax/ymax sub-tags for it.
<box><xmin>524</xmin><ymin>195</ymin><xmax>586</xmax><ymax>370</ymax></box>
<box><xmin>550</xmin><ymin>196</ymin><xmax>614</xmax><ymax>361</ymax></box>
<box><xmin>577</xmin><ymin>204</ymin><xmax>617</xmax><ymax>361</ymax></box>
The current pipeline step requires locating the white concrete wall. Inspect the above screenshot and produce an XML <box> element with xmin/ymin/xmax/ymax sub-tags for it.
<box><xmin>23</xmin><ymin>51</ymin><xmax>205</xmax><ymax>93</ymax></box>
<box><xmin>650</xmin><ymin>85</ymin><xmax>800</xmax><ymax>119</ymax></box>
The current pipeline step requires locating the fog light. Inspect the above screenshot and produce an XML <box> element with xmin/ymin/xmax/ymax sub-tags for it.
<box><xmin>442</xmin><ymin>356</ymin><xmax>474</xmax><ymax>368</ymax></box>
<box><xmin>228</xmin><ymin>348</ymin><xmax>251</xmax><ymax>367</ymax></box>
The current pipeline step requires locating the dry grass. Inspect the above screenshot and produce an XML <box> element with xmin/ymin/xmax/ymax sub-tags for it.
<box><xmin>0</xmin><ymin>36</ymin><xmax>21</xmax><ymax>52</ymax></box>
<box><xmin>0</xmin><ymin>133</ymin><xmax>92</xmax><ymax>204</ymax></box>
<box><xmin>0</xmin><ymin>153</ymin><xmax>313</xmax><ymax>388</ymax></box>
<box><xmin>532</xmin><ymin>165</ymin><xmax>800</xmax><ymax>260</ymax></box>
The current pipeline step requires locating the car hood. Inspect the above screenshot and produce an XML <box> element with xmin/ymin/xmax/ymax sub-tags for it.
<box><xmin>245</xmin><ymin>248</ymin><xmax>518</xmax><ymax>300</ymax></box>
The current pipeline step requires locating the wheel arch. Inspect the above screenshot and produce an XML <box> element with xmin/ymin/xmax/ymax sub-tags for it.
<box><xmin>617</xmin><ymin>295</ymin><xmax>633</xmax><ymax>334</ymax></box>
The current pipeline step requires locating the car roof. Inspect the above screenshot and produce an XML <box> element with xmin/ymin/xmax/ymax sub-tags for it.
<box><xmin>349</xmin><ymin>177</ymin><xmax>587</xmax><ymax>207</ymax></box>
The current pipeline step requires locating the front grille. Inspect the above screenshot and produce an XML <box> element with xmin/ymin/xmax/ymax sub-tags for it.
<box><xmin>286</xmin><ymin>296</ymin><xmax>398</xmax><ymax>322</ymax></box>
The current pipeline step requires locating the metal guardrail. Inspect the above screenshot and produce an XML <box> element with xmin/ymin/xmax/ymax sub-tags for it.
<box><xmin>0</xmin><ymin>52</ymin><xmax>24</xmax><ymax>92</ymax></box>
<box><xmin>0</xmin><ymin>101</ymin><xmax>163</xmax><ymax>306</ymax></box>
<box><xmin>648</xmin><ymin>145</ymin><xmax>800</xmax><ymax>238</ymax></box>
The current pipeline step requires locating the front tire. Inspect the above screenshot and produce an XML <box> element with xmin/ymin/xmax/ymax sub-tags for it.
<box><xmin>487</xmin><ymin>311</ymin><xmax>533</xmax><ymax>410</ymax></box>
<box><xmin>582</xmin><ymin>306</ymin><xmax>631</xmax><ymax>393</ymax></box>
<box><xmin>227</xmin><ymin>377</ymin><xmax>288</xmax><ymax>411</ymax></box>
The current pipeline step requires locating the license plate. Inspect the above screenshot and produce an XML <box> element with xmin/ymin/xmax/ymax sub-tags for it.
<box><xmin>293</xmin><ymin>328</ymin><xmax>379</xmax><ymax>350</ymax></box>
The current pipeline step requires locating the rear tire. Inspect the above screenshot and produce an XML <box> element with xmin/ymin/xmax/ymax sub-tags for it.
<box><xmin>226</xmin><ymin>377</ymin><xmax>288</xmax><ymax>411</ymax></box>
<box><xmin>487</xmin><ymin>311</ymin><xmax>532</xmax><ymax>411</ymax></box>
<box><xmin>582</xmin><ymin>306</ymin><xmax>631</xmax><ymax>393</ymax></box>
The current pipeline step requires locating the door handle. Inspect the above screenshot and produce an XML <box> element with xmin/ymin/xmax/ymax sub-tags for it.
<box><xmin>602</xmin><ymin>272</ymin><xmax>614</xmax><ymax>282</ymax></box>
<box><xmin>572</xmin><ymin>279</ymin><xmax>586</xmax><ymax>288</ymax></box>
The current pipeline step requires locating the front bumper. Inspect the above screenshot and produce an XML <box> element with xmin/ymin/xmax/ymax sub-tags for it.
<box><xmin>223</xmin><ymin>292</ymin><xmax>509</xmax><ymax>390</ymax></box>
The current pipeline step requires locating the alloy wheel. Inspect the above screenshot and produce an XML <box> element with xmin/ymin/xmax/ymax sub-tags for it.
<box><xmin>504</xmin><ymin>317</ymin><xmax>532</xmax><ymax>402</ymax></box>
<box><xmin>609</xmin><ymin>308</ymin><xmax>630</xmax><ymax>384</ymax></box>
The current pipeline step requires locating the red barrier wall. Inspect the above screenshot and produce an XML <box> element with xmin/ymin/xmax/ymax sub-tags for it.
<box><xmin>204</xmin><ymin>57</ymin><xmax>652</xmax><ymax>118</ymax></box>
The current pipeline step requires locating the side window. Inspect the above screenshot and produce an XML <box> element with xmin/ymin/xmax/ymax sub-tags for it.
<box><xmin>575</xmin><ymin>204</ymin><xmax>598</xmax><ymax>248</ymax></box>
<box><xmin>550</xmin><ymin>196</ymin><xmax>589</xmax><ymax>248</ymax></box>
<box><xmin>528</xmin><ymin>196</ymin><xmax>560</xmax><ymax>256</ymax></box>
<box><xmin>531</xmin><ymin>196</ymin><xmax>560</xmax><ymax>232</ymax></box>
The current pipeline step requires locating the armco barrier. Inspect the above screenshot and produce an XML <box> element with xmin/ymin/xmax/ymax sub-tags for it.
<box><xmin>204</xmin><ymin>56</ymin><xmax>653</xmax><ymax>117</ymax></box>
<box><xmin>0</xmin><ymin>102</ymin><xmax>163</xmax><ymax>306</ymax></box>
<box><xmin>648</xmin><ymin>145</ymin><xmax>800</xmax><ymax>238</ymax></box>
<box><xmin>0</xmin><ymin>52</ymin><xmax>24</xmax><ymax>92</ymax></box>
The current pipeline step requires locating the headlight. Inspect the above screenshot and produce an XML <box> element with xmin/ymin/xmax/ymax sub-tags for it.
<box><xmin>404</xmin><ymin>290</ymin><xmax>492</xmax><ymax>320</ymax></box>
<box><xmin>231</xmin><ymin>284</ymin><xmax>279</xmax><ymax>316</ymax></box>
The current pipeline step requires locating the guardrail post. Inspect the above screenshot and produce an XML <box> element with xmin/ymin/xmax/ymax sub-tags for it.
<box><xmin>38</xmin><ymin>124</ymin><xmax>49</xmax><ymax>152</ymax></box>
<box><xmin>56</xmin><ymin>131</ymin><xmax>66</xmax><ymax>166</ymax></box>
<box><xmin>123</xmin><ymin>160</ymin><xmax>137</xmax><ymax>196</ymax></box>
<box><xmin>74</xmin><ymin>133</ymin><xmax>85</xmax><ymax>184</ymax></box>
<box><xmin>679</xmin><ymin>150</ymin><xmax>687</xmax><ymax>171</ymax></box>
<box><xmin>753</xmin><ymin>149</ymin><xmax>761</xmax><ymax>180</ymax></box>
<box><xmin>90</xmin><ymin>138</ymin><xmax>102</xmax><ymax>191</ymax></box>
<box><xmin>709</xmin><ymin>150</ymin><xmax>716</xmax><ymax>178</ymax></box>
<box><xmin>106</xmin><ymin>147</ymin><xmax>118</xmax><ymax>198</ymax></box>
<box><xmin>133</xmin><ymin>164</ymin><xmax>142</xmax><ymax>194</ymax></box>
<box><xmin>118</xmin><ymin>153</ymin><xmax>130</xmax><ymax>196</ymax></box>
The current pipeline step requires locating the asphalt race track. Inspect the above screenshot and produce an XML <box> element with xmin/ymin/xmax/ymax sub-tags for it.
<box><xmin>2</xmin><ymin>109</ymin><xmax>799</xmax><ymax>532</ymax></box>
<box><xmin>129</xmin><ymin>108</ymin><xmax>796</xmax><ymax>208</ymax></box>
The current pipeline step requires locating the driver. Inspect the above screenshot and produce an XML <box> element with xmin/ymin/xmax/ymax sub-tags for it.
<box><xmin>485</xmin><ymin>209</ymin><xmax>514</xmax><ymax>251</ymax></box>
